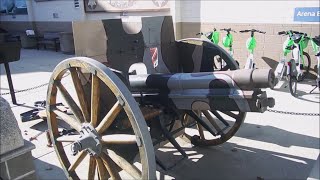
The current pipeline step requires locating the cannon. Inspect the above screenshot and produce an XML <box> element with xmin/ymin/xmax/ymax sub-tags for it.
<box><xmin>46</xmin><ymin>16</ymin><xmax>275</xmax><ymax>179</ymax></box>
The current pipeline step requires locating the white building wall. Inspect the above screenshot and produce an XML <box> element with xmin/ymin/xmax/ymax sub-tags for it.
<box><xmin>31</xmin><ymin>0</ymin><xmax>83</xmax><ymax>21</ymax></box>
<box><xmin>0</xmin><ymin>0</ymin><xmax>83</xmax><ymax>22</ymax></box>
<box><xmin>81</xmin><ymin>1</ymin><xmax>173</xmax><ymax>22</ymax></box>
<box><xmin>179</xmin><ymin>1</ymin><xmax>319</xmax><ymax>24</ymax></box>
<box><xmin>1</xmin><ymin>1</ymin><xmax>318</xmax><ymax>24</ymax></box>
<box><xmin>0</xmin><ymin>0</ymin><xmax>175</xmax><ymax>22</ymax></box>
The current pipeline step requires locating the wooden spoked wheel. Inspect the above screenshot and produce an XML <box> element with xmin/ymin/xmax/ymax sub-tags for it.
<box><xmin>46</xmin><ymin>57</ymin><xmax>155</xmax><ymax>179</ymax></box>
<box><xmin>178</xmin><ymin>38</ymin><xmax>246</xmax><ymax>146</ymax></box>
<box><xmin>184</xmin><ymin>110</ymin><xmax>246</xmax><ymax>146</ymax></box>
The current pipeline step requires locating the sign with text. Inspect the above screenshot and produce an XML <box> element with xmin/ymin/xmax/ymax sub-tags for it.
<box><xmin>294</xmin><ymin>7</ymin><xmax>320</xmax><ymax>22</ymax></box>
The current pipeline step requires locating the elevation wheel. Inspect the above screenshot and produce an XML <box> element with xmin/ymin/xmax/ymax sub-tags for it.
<box><xmin>184</xmin><ymin>110</ymin><xmax>246</xmax><ymax>146</ymax></box>
<box><xmin>177</xmin><ymin>39</ymin><xmax>246</xmax><ymax>146</ymax></box>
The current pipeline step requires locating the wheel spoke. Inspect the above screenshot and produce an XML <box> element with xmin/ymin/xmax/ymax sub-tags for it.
<box><xmin>96</xmin><ymin>101</ymin><xmax>122</xmax><ymax>134</ymax></box>
<box><xmin>52</xmin><ymin>108</ymin><xmax>81</xmax><ymax>132</ymax></box>
<box><xmin>202</xmin><ymin>110</ymin><xmax>223</xmax><ymax>134</ymax></box>
<box><xmin>100</xmin><ymin>153</ymin><xmax>121</xmax><ymax>180</ymax></box>
<box><xmin>101</xmin><ymin>134</ymin><xmax>137</xmax><ymax>145</ymax></box>
<box><xmin>186</xmin><ymin>110</ymin><xmax>216</xmax><ymax>136</ymax></box>
<box><xmin>197</xmin><ymin>123</ymin><xmax>205</xmax><ymax>139</ymax></box>
<box><xmin>68</xmin><ymin>151</ymin><xmax>88</xmax><ymax>172</ymax></box>
<box><xmin>194</xmin><ymin>111</ymin><xmax>205</xmax><ymax>139</ymax></box>
<box><xmin>211</xmin><ymin>110</ymin><xmax>230</xmax><ymax>127</ymax></box>
<box><xmin>78</xmin><ymin>69</ymin><xmax>91</xmax><ymax>84</ymax></box>
<box><xmin>88</xmin><ymin>157</ymin><xmax>96</xmax><ymax>180</ymax></box>
<box><xmin>91</xmin><ymin>74</ymin><xmax>100</xmax><ymax>127</ymax></box>
<box><xmin>221</xmin><ymin>111</ymin><xmax>238</xmax><ymax>120</ymax></box>
<box><xmin>70</xmin><ymin>67</ymin><xmax>90</xmax><ymax>122</ymax></box>
<box><xmin>105</xmin><ymin>149</ymin><xmax>142</xmax><ymax>179</ymax></box>
<box><xmin>56</xmin><ymin>135</ymin><xmax>80</xmax><ymax>142</ymax></box>
<box><xmin>183</xmin><ymin>114</ymin><xmax>191</xmax><ymax>124</ymax></box>
<box><xmin>96</xmin><ymin>157</ymin><xmax>110</xmax><ymax>180</ymax></box>
<box><xmin>56</xmin><ymin>82</ymin><xmax>85</xmax><ymax>123</ymax></box>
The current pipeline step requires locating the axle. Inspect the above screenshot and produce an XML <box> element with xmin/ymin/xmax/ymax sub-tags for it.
<box><xmin>70</xmin><ymin>124</ymin><xmax>102</xmax><ymax>157</ymax></box>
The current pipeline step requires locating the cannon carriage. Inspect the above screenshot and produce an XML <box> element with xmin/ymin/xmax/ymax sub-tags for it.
<box><xmin>46</xmin><ymin>16</ymin><xmax>275</xmax><ymax>179</ymax></box>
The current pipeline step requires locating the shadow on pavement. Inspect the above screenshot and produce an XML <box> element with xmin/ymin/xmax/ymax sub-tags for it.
<box><xmin>185</xmin><ymin>120</ymin><xmax>319</xmax><ymax>154</ymax></box>
<box><xmin>33</xmin><ymin>158</ymin><xmax>66</xmax><ymax>180</ymax></box>
<box><xmin>158</xmin><ymin>142</ymin><xmax>316</xmax><ymax>180</ymax></box>
<box><xmin>271</xmin><ymin>79</ymin><xmax>320</xmax><ymax>103</ymax></box>
<box><xmin>156</xmin><ymin>119</ymin><xmax>320</xmax><ymax>179</ymax></box>
<box><xmin>235</xmin><ymin>122</ymin><xmax>319</xmax><ymax>149</ymax></box>
<box><xmin>27</xmin><ymin>119</ymin><xmax>318</xmax><ymax>179</ymax></box>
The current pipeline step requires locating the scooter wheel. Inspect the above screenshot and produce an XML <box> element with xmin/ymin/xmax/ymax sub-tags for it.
<box><xmin>288</xmin><ymin>75</ymin><xmax>298</xmax><ymax>97</ymax></box>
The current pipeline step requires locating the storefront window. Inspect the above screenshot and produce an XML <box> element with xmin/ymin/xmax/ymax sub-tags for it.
<box><xmin>0</xmin><ymin>0</ymin><xmax>27</xmax><ymax>14</ymax></box>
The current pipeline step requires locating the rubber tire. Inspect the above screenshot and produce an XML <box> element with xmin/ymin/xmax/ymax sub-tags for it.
<box><xmin>288</xmin><ymin>75</ymin><xmax>298</xmax><ymax>97</ymax></box>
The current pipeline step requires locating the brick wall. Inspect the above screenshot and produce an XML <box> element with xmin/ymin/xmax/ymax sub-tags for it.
<box><xmin>177</xmin><ymin>22</ymin><xmax>319</xmax><ymax>77</ymax></box>
<box><xmin>1</xmin><ymin>20</ymin><xmax>318</xmax><ymax>77</ymax></box>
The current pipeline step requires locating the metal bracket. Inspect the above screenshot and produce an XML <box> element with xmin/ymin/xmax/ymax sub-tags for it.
<box><xmin>117</xmin><ymin>95</ymin><xmax>125</xmax><ymax>106</ymax></box>
<box><xmin>71</xmin><ymin>123</ymin><xmax>102</xmax><ymax>157</ymax></box>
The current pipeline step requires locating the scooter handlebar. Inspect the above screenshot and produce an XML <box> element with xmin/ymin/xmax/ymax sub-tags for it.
<box><xmin>240</xmin><ymin>29</ymin><xmax>266</xmax><ymax>34</ymax></box>
<box><xmin>220</xmin><ymin>28</ymin><xmax>237</xmax><ymax>33</ymax></box>
<box><xmin>278</xmin><ymin>30</ymin><xmax>306</xmax><ymax>36</ymax></box>
<box><xmin>278</xmin><ymin>31</ymin><xmax>287</xmax><ymax>35</ymax></box>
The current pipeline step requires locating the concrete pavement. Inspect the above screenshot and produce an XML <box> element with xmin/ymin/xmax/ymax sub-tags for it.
<box><xmin>0</xmin><ymin>49</ymin><xmax>319</xmax><ymax>180</ymax></box>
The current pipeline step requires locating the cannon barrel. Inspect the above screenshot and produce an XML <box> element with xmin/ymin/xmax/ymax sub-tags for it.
<box><xmin>129</xmin><ymin>69</ymin><xmax>275</xmax><ymax>113</ymax></box>
<box><xmin>129</xmin><ymin>69</ymin><xmax>275</xmax><ymax>91</ymax></box>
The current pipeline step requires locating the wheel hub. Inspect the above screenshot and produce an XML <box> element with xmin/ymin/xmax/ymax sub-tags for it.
<box><xmin>71</xmin><ymin>123</ymin><xmax>102</xmax><ymax>156</ymax></box>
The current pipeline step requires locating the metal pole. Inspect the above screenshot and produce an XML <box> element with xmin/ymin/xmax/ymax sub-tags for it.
<box><xmin>4</xmin><ymin>62</ymin><xmax>17</xmax><ymax>104</ymax></box>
